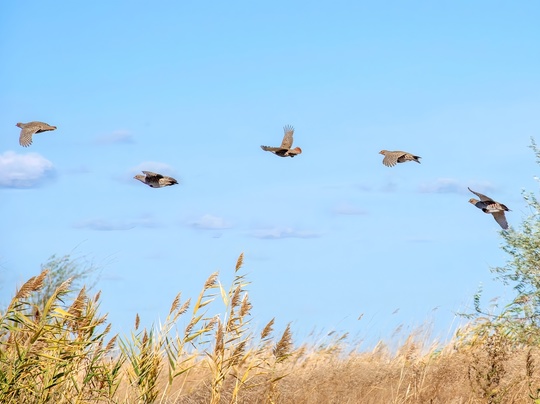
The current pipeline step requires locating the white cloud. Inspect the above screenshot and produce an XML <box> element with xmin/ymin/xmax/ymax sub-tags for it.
<box><xmin>333</xmin><ymin>202</ymin><xmax>368</xmax><ymax>215</ymax></box>
<box><xmin>380</xmin><ymin>179</ymin><xmax>398</xmax><ymax>193</ymax></box>
<box><xmin>190</xmin><ymin>214</ymin><xmax>232</xmax><ymax>230</ymax></box>
<box><xmin>418</xmin><ymin>178</ymin><xmax>495</xmax><ymax>194</ymax></box>
<box><xmin>355</xmin><ymin>183</ymin><xmax>373</xmax><ymax>192</ymax></box>
<box><xmin>251</xmin><ymin>227</ymin><xmax>321</xmax><ymax>239</ymax></box>
<box><xmin>95</xmin><ymin>130</ymin><xmax>134</xmax><ymax>145</ymax></box>
<box><xmin>0</xmin><ymin>151</ymin><xmax>55</xmax><ymax>188</ymax></box>
<box><xmin>74</xmin><ymin>215</ymin><xmax>159</xmax><ymax>231</ymax></box>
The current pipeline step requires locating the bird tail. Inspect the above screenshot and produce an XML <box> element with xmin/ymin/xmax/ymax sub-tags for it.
<box><xmin>290</xmin><ymin>147</ymin><xmax>302</xmax><ymax>155</ymax></box>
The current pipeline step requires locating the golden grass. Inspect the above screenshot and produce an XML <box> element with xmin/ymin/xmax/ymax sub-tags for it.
<box><xmin>2</xmin><ymin>254</ymin><xmax>540</xmax><ymax>403</ymax></box>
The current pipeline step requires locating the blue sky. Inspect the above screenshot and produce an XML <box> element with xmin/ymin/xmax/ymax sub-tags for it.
<box><xmin>1</xmin><ymin>1</ymin><xmax>539</xmax><ymax>346</ymax></box>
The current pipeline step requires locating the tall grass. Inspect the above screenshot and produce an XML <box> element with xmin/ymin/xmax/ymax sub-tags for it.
<box><xmin>2</xmin><ymin>254</ymin><xmax>540</xmax><ymax>403</ymax></box>
<box><xmin>0</xmin><ymin>270</ymin><xmax>121</xmax><ymax>403</ymax></box>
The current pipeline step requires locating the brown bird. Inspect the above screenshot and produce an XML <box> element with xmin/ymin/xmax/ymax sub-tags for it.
<box><xmin>261</xmin><ymin>125</ymin><xmax>302</xmax><ymax>158</ymax></box>
<box><xmin>468</xmin><ymin>187</ymin><xmax>510</xmax><ymax>229</ymax></box>
<box><xmin>17</xmin><ymin>121</ymin><xmax>57</xmax><ymax>147</ymax></box>
<box><xmin>134</xmin><ymin>171</ymin><xmax>178</xmax><ymax>188</ymax></box>
<box><xmin>379</xmin><ymin>150</ymin><xmax>421</xmax><ymax>167</ymax></box>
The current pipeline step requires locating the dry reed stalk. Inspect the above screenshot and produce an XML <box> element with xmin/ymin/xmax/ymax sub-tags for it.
<box><xmin>67</xmin><ymin>286</ymin><xmax>87</xmax><ymax>318</ymax></box>
<box><xmin>235</xmin><ymin>253</ymin><xmax>244</xmax><ymax>272</ymax></box>
<box><xmin>274</xmin><ymin>324</ymin><xmax>293</xmax><ymax>363</ymax></box>
<box><xmin>206</xmin><ymin>253</ymin><xmax>264</xmax><ymax>404</ymax></box>
<box><xmin>13</xmin><ymin>269</ymin><xmax>49</xmax><ymax>300</ymax></box>
<box><xmin>0</xmin><ymin>271</ymin><xmax>123</xmax><ymax>404</ymax></box>
<box><xmin>261</xmin><ymin>318</ymin><xmax>275</xmax><ymax>341</ymax></box>
<box><xmin>11</xmin><ymin>254</ymin><xmax>522</xmax><ymax>403</ymax></box>
<box><xmin>169</xmin><ymin>292</ymin><xmax>182</xmax><ymax>315</ymax></box>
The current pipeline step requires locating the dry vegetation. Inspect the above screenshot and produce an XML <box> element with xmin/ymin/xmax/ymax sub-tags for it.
<box><xmin>2</xmin><ymin>252</ymin><xmax>540</xmax><ymax>404</ymax></box>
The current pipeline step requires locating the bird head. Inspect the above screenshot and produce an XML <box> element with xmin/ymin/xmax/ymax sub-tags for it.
<box><xmin>134</xmin><ymin>174</ymin><xmax>146</xmax><ymax>182</ymax></box>
<box><xmin>379</xmin><ymin>150</ymin><xmax>388</xmax><ymax>155</ymax></box>
<box><xmin>16</xmin><ymin>123</ymin><xmax>24</xmax><ymax>128</ymax></box>
<box><xmin>468</xmin><ymin>198</ymin><xmax>479</xmax><ymax>205</ymax></box>
<box><xmin>291</xmin><ymin>147</ymin><xmax>302</xmax><ymax>155</ymax></box>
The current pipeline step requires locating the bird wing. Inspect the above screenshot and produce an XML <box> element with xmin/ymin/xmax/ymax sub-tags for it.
<box><xmin>467</xmin><ymin>187</ymin><xmax>494</xmax><ymax>202</ymax></box>
<box><xmin>382</xmin><ymin>152</ymin><xmax>402</xmax><ymax>167</ymax></box>
<box><xmin>280</xmin><ymin>125</ymin><xmax>294</xmax><ymax>149</ymax></box>
<box><xmin>19</xmin><ymin>125</ymin><xmax>41</xmax><ymax>147</ymax></box>
<box><xmin>35</xmin><ymin>123</ymin><xmax>56</xmax><ymax>133</ymax></box>
<box><xmin>142</xmin><ymin>171</ymin><xmax>163</xmax><ymax>179</ymax></box>
<box><xmin>165</xmin><ymin>176</ymin><xmax>179</xmax><ymax>184</ymax></box>
<box><xmin>261</xmin><ymin>145</ymin><xmax>284</xmax><ymax>152</ymax></box>
<box><xmin>492</xmin><ymin>211</ymin><xmax>509</xmax><ymax>229</ymax></box>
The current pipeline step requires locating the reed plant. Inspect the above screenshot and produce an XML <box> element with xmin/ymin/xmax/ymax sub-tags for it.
<box><xmin>4</xmin><ymin>253</ymin><xmax>540</xmax><ymax>403</ymax></box>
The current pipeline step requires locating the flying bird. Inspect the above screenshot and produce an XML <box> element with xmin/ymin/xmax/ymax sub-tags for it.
<box><xmin>17</xmin><ymin>121</ymin><xmax>57</xmax><ymax>147</ymax></box>
<box><xmin>261</xmin><ymin>125</ymin><xmax>302</xmax><ymax>157</ymax></box>
<box><xmin>468</xmin><ymin>187</ymin><xmax>510</xmax><ymax>229</ymax></box>
<box><xmin>379</xmin><ymin>150</ymin><xmax>421</xmax><ymax>167</ymax></box>
<box><xmin>134</xmin><ymin>171</ymin><xmax>178</xmax><ymax>188</ymax></box>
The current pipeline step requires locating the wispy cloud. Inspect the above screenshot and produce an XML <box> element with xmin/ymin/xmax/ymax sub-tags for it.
<box><xmin>73</xmin><ymin>215</ymin><xmax>160</xmax><ymax>231</ymax></box>
<box><xmin>333</xmin><ymin>202</ymin><xmax>368</xmax><ymax>215</ymax></box>
<box><xmin>251</xmin><ymin>227</ymin><xmax>321</xmax><ymax>239</ymax></box>
<box><xmin>355</xmin><ymin>183</ymin><xmax>374</xmax><ymax>192</ymax></box>
<box><xmin>418</xmin><ymin>178</ymin><xmax>495</xmax><ymax>194</ymax></box>
<box><xmin>380</xmin><ymin>179</ymin><xmax>398</xmax><ymax>193</ymax></box>
<box><xmin>95</xmin><ymin>130</ymin><xmax>134</xmax><ymax>145</ymax></box>
<box><xmin>190</xmin><ymin>214</ymin><xmax>232</xmax><ymax>230</ymax></box>
<box><xmin>0</xmin><ymin>151</ymin><xmax>55</xmax><ymax>188</ymax></box>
